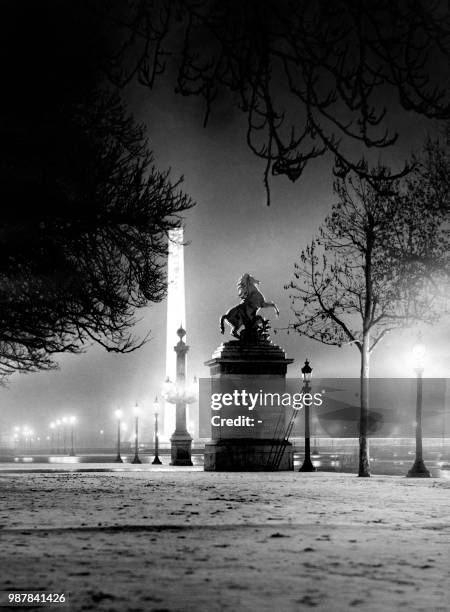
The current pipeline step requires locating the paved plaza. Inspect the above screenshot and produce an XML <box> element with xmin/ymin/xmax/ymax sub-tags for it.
<box><xmin>0</xmin><ymin>466</ymin><xmax>449</xmax><ymax>611</ymax></box>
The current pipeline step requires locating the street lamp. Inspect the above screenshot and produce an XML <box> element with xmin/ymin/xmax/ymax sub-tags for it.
<box><xmin>56</xmin><ymin>419</ymin><xmax>61</xmax><ymax>454</ymax></box>
<box><xmin>62</xmin><ymin>417</ymin><xmax>68</xmax><ymax>454</ymax></box>
<box><xmin>132</xmin><ymin>404</ymin><xmax>142</xmax><ymax>464</ymax></box>
<box><xmin>69</xmin><ymin>416</ymin><xmax>76</xmax><ymax>457</ymax></box>
<box><xmin>407</xmin><ymin>336</ymin><xmax>430</xmax><ymax>478</ymax></box>
<box><xmin>163</xmin><ymin>326</ymin><xmax>197</xmax><ymax>466</ymax></box>
<box><xmin>24</xmin><ymin>428</ymin><xmax>33</xmax><ymax>452</ymax></box>
<box><xmin>49</xmin><ymin>423</ymin><xmax>55</xmax><ymax>453</ymax></box>
<box><xmin>299</xmin><ymin>359</ymin><xmax>316</xmax><ymax>472</ymax></box>
<box><xmin>13</xmin><ymin>426</ymin><xmax>19</xmax><ymax>453</ymax></box>
<box><xmin>152</xmin><ymin>396</ymin><xmax>162</xmax><ymax>465</ymax></box>
<box><xmin>22</xmin><ymin>427</ymin><xmax>32</xmax><ymax>452</ymax></box>
<box><xmin>114</xmin><ymin>409</ymin><xmax>123</xmax><ymax>463</ymax></box>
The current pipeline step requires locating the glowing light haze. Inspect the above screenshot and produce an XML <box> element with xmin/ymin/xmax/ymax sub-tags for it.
<box><xmin>0</xmin><ymin>45</ymin><xmax>448</xmax><ymax>446</ymax></box>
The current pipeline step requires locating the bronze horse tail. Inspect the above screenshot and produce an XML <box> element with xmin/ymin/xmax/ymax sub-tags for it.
<box><xmin>220</xmin><ymin>315</ymin><xmax>226</xmax><ymax>334</ymax></box>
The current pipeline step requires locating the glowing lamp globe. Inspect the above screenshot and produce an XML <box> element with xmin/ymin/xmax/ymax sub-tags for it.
<box><xmin>412</xmin><ymin>341</ymin><xmax>426</xmax><ymax>371</ymax></box>
<box><xmin>153</xmin><ymin>397</ymin><xmax>160</xmax><ymax>415</ymax></box>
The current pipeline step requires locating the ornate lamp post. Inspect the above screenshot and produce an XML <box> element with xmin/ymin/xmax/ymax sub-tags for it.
<box><xmin>407</xmin><ymin>337</ymin><xmax>430</xmax><ymax>478</ymax></box>
<box><xmin>163</xmin><ymin>326</ymin><xmax>197</xmax><ymax>466</ymax></box>
<box><xmin>132</xmin><ymin>404</ymin><xmax>142</xmax><ymax>464</ymax></box>
<box><xmin>21</xmin><ymin>427</ymin><xmax>27</xmax><ymax>453</ymax></box>
<box><xmin>49</xmin><ymin>423</ymin><xmax>56</xmax><ymax>454</ymax></box>
<box><xmin>299</xmin><ymin>359</ymin><xmax>316</xmax><ymax>472</ymax></box>
<box><xmin>55</xmin><ymin>419</ymin><xmax>61</xmax><ymax>454</ymax></box>
<box><xmin>13</xmin><ymin>426</ymin><xmax>20</xmax><ymax>453</ymax></box>
<box><xmin>69</xmin><ymin>416</ymin><xmax>76</xmax><ymax>457</ymax></box>
<box><xmin>62</xmin><ymin>417</ymin><xmax>68</xmax><ymax>454</ymax></box>
<box><xmin>22</xmin><ymin>427</ymin><xmax>31</xmax><ymax>452</ymax></box>
<box><xmin>152</xmin><ymin>396</ymin><xmax>162</xmax><ymax>465</ymax></box>
<box><xmin>24</xmin><ymin>428</ymin><xmax>33</xmax><ymax>452</ymax></box>
<box><xmin>114</xmin><ymin>409</ymin><xmax>123</xmax><ymax>463</ymax></box>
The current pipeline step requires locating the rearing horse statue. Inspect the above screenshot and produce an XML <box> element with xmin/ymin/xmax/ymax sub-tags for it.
<box><xmin>220</xmin><ymin>273</ymin><xmax>280</xmax><ymax>339</ymax></box>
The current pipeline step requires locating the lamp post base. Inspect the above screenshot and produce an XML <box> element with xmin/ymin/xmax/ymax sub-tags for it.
<box><xmin>152</xmin><ymin>456</ymin><xmax>162</xmax><ymax>465</ymax></box>
<box><xmin>131</xmin><ymin>455</ymin><xmax>141</xmax><ymax>464</ymax></box>
<box><xmin>170</xmin><ymin>432</ymin><xmax>193</xmax><ymax>466</ymax></box>
<box><xmin>299</xmin><ymin>457</ymin><xmax>316</xmax><ymax>472</ymax></box>
<box><xmin>114</xmin><ymin>455</ymin><xmax>123</xmax><ymax>463</ymax></box>
<box><xmin>407</xmin><ymin>458</ymin><xmax>430</xmax><ymax>478</ymax></box>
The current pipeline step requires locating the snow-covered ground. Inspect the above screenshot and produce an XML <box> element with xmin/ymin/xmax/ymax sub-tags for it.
<box><xmin>0</xmin><ymin>466</ymin><xmax>449</xmax><ymax>611</ymax></box>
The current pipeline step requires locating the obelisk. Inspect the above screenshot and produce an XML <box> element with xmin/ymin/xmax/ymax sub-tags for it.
<box><xmin>164</xmin><ymin>227</ymin><xmax>186</xmax><ymax>439</ymax></box>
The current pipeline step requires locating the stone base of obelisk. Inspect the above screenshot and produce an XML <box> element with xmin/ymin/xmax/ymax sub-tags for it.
<box><xmin>204</xmin><ymin>339</ymin><xmax>294</xmax><ymax>471</ymax></box>
<box><xmin>204</xmin><ymin>439</ymin><xmax>293</xmax><ymax>471</ymax></box>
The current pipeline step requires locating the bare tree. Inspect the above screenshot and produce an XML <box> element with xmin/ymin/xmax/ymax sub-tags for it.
<box><xmin>103</xmin><ymin>0</ymin><xmax>450</xmax><ymax>203</ymax></box>
<box><xmin>0</xmin><ymin>3</ymin><xmax>194</xmax><ymax>379</ymax></box>
<box><xmin>285</xmin><ymin>152</ymin><xmax>448</xmax><ymax>477</ymax></box>
<box><xmin>0</xmin><ymin>89</ymin><xmax>193</xmax><ymax>379</ymax></box>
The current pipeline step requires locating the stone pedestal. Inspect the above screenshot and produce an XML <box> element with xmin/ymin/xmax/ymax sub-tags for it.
<box><xmin>169</xmin><ymin>327</ymin><xmax>194</xmax><ymax>466</ymax></box>
<box><xmin>170</xmin><ymin>431</ymin><xmax>193</xmax><ymax>466</ymax></box>
<box><xmin>204</xmin><ymin>339</ymin><xmax>294</xmax><ymax>471</ymax></box>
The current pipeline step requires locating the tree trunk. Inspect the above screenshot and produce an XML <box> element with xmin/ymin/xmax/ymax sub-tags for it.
<box><xmin>358</xmin><ymin>335</ymin><xmax>371</xmax><ymax>477</ymax></box>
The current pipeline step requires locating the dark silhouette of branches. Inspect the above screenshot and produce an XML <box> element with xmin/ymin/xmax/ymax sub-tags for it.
<box><xmin>101</xmin><ymin>0</ymin><xmax>450</xmax><ymax>204</ymax></box>
<box><xmin>0</xmin><ymin>1</ymin><xmax>194</xmax><ymax>379</ymax></box>
<box><xmin>285</xmin><ymin>147</ymin><xmax>449</xmax><ymax>476</ymax></box>
<box><xmin>0</xmin><ymin>89</ymin><xmax>193</xmax><ymax>378</ymax></box>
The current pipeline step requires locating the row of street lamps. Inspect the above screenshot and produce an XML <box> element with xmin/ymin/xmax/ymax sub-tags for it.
<box><xmin>13</xmin><ymin>426</ymin><xmax>37</xmax><ymax>451</ymax></box>
<box><xmin>113</xmin><ymin>398</ymin><xmax>162</xmax><ymax>465</ymax></box>
<box><xmin>49</xmin><ymin>417</ymin><xmax>77</xmax><ymax>456</ymax></box>
<box><xmin>9</xmin><ymin>330</ymin><xmax>430</xmax><ymax>475</ymax></box>
<box><xmin>10</xmin><ymin>326</ymin><xmax>198</xmax><ymax>465</ymax></box>
<box><xmin>111</xmin><ymin>327</ymin><xmax>197</xmax><ymax>466</ymax></box>
<box><xmin>12</xmin><ymin>419</ymin><xmax>77</xmax><ymax>456</ymax></box>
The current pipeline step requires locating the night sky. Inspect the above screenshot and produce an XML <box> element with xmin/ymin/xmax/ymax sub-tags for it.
<box><xmin>1</xmin><ymin>2</ymin><xmax>448</xmax><ymax>444</ymax></box>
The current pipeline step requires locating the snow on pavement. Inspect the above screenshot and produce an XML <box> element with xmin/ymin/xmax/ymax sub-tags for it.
<box><xmin>0</xmin><ymin>469</ymin><xmax>449</xmax><ymax>611</ymax></box>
